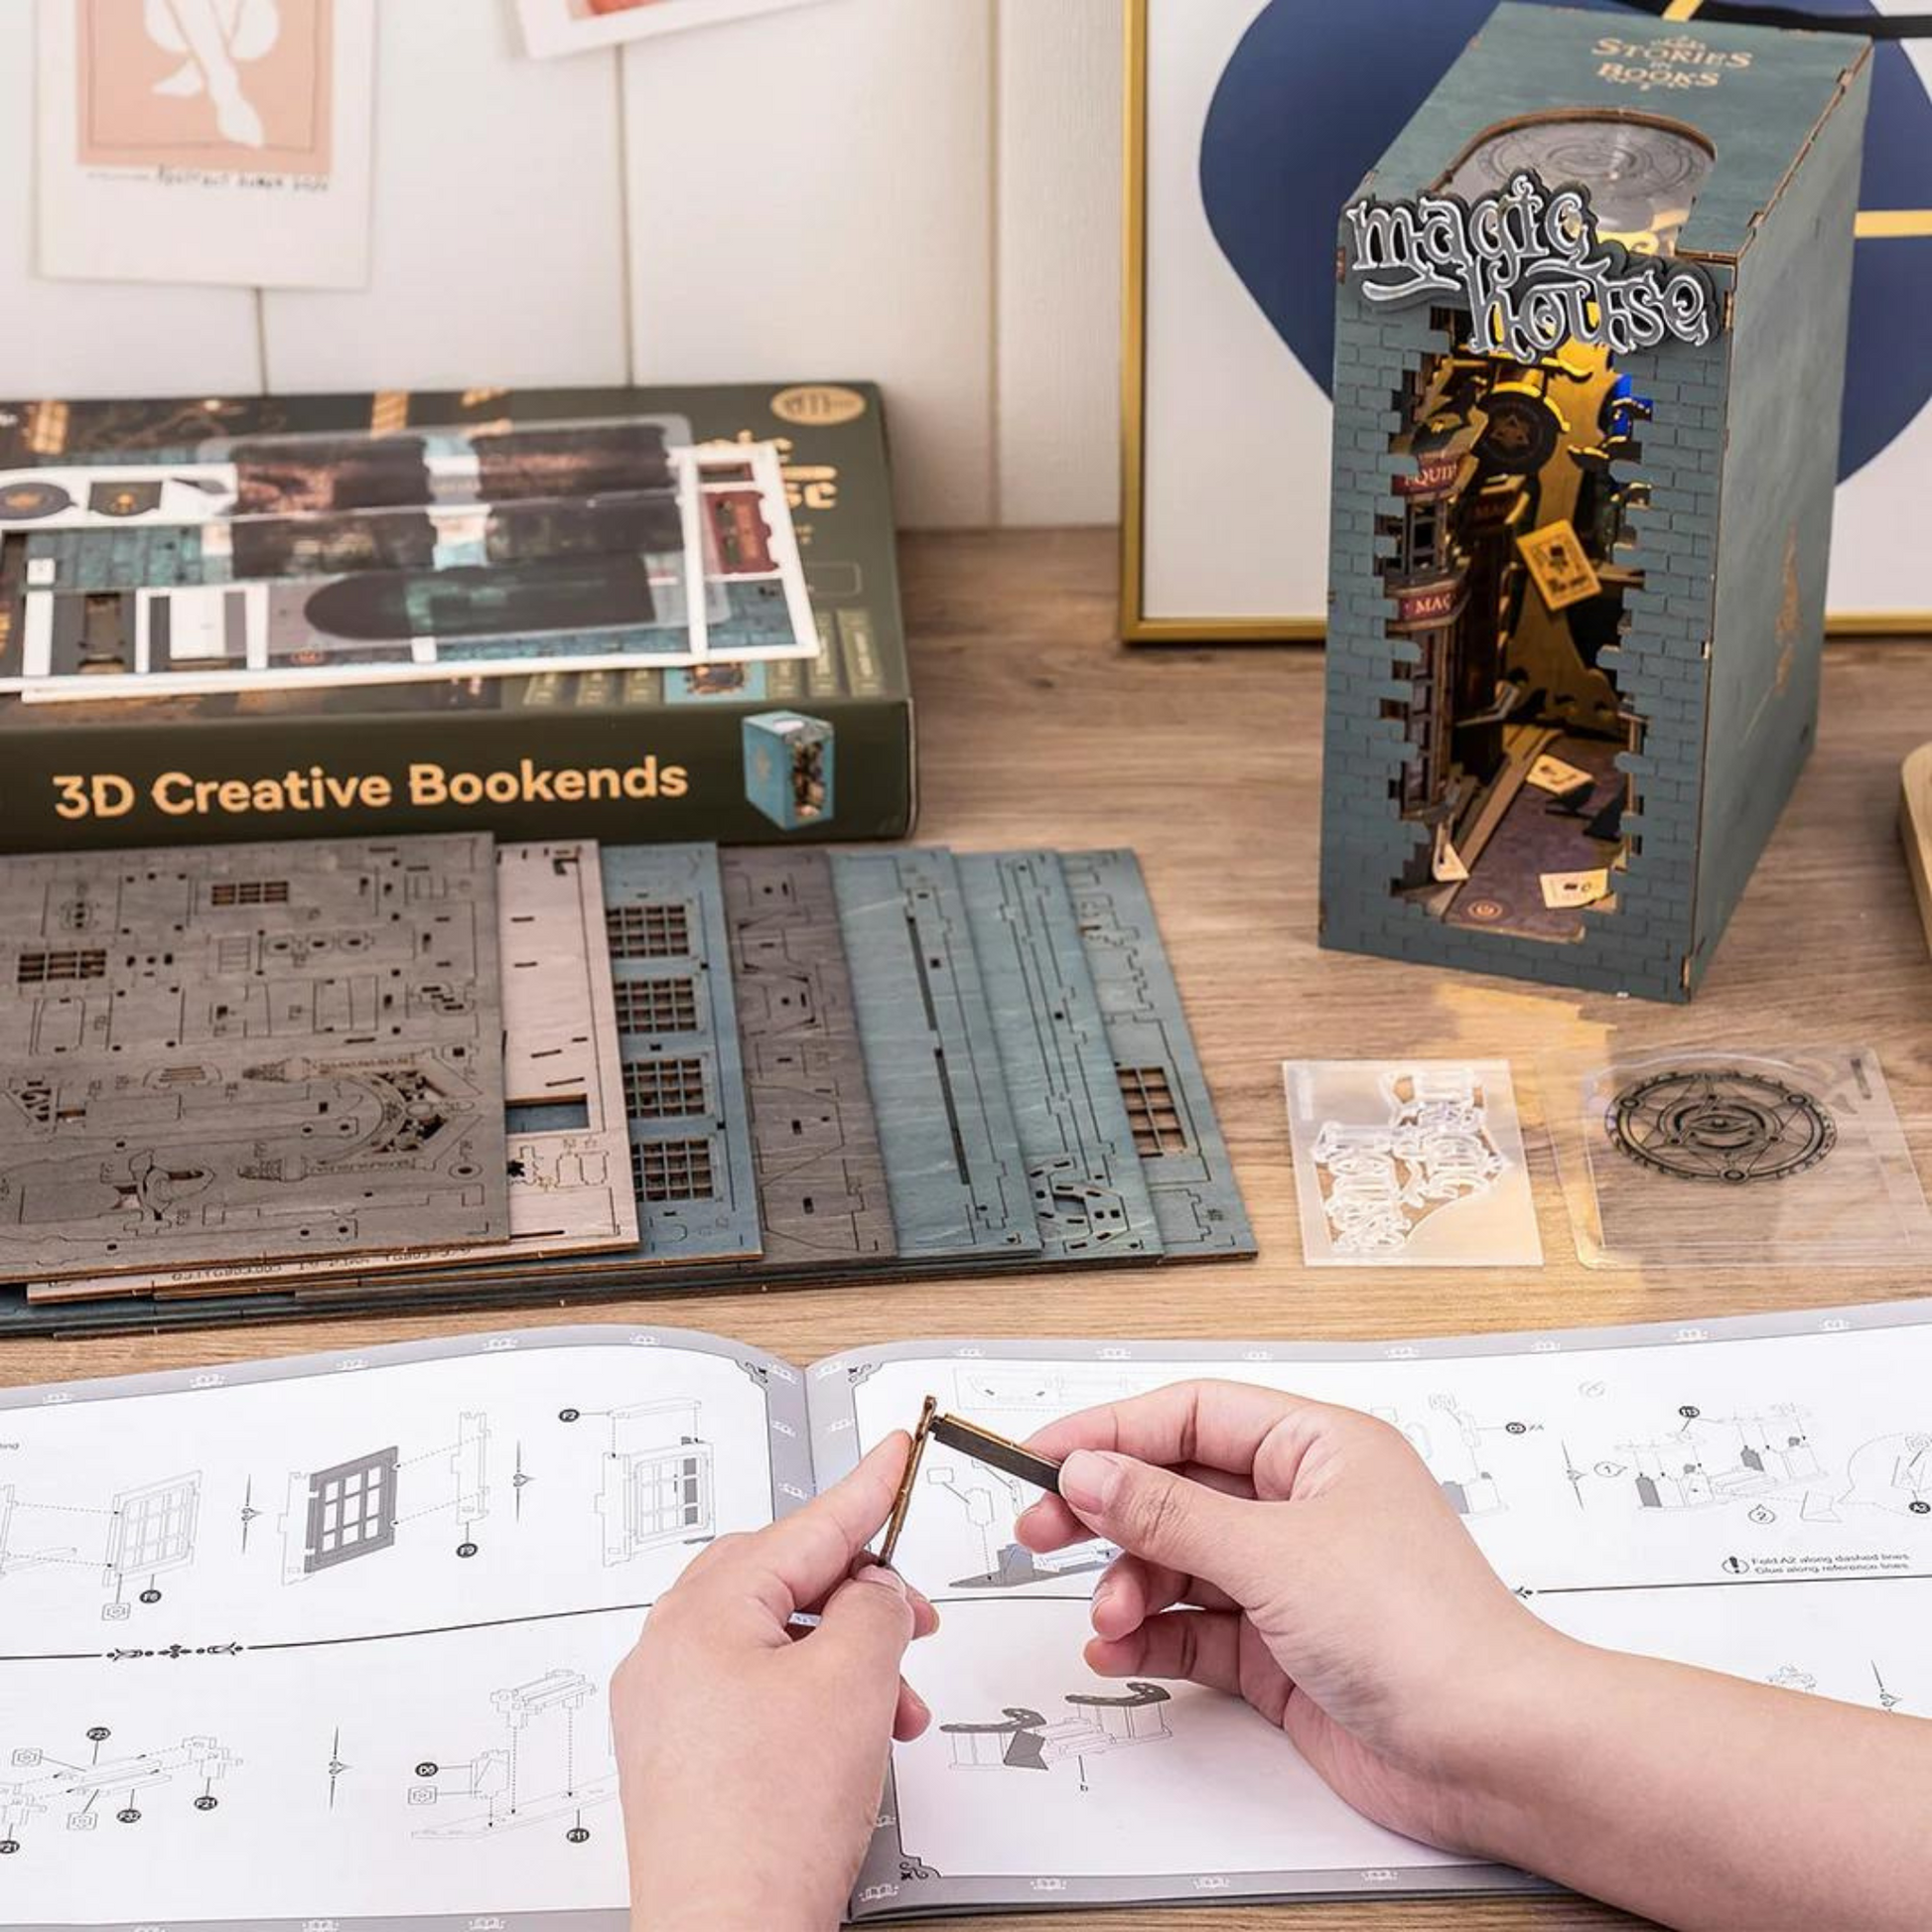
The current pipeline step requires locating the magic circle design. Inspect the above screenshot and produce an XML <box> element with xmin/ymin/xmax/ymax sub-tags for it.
<box><xmin>1606</xmin><ymin>1068</ymin><xmax>1837</xmax><ymax>1183</ymax></box>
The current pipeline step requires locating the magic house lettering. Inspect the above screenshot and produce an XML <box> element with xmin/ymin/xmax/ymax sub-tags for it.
<box><xmin>1342</xmin><ymin>170</ymin><xmax>1720</xmax><ymax>366</ymax></box>
<box><xmin>1311</xmin><ymin>1070</ymin><xmax>1505</xmax><ymax>1255</ymax></box>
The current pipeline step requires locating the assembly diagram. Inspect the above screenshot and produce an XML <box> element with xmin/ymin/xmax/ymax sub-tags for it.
<box><xmin>951</xmin><ymin>1365</ymin><xmax>1143</xmax><ymax>1429</ymax></box>
<box><xmin>1559</xmin><ymin>1404</ymin><xmax>1838</xmax><ymax>1524</ymax></box>
<box><xmin>923</xmin><ymin>1453</ymin><xmax>1112</xmax><ymax>1592</ymax></box>
<box><xmin>1373</xmin><ymin>1395</ymin><xmax>1536</xmax><ymax>1518</ymax></box>
<box><xmin>1557</xmin><ymin>1406</ymin><xmax>1932</xmax><ymax>1527</ymax></box>
<box><xmin>1834</xmin><ymin>1433</ymin><xmax>1932</xmax><ymax>1520</ymax></box>
<box><xmin>1763</xmin><ymin>1661</ymin><xmax>1909</xmax><ymax>1716</ymax></box>
<box><xmin>0</xmin><ymin>1727</ymin><xmax>236</xmax><ymax>1853</ymax></box>
<box><xmin>277</xmin><ymin>1412</ymin><xmax>488</xmax><ymax>1581</ymax></box>
<box><xmin>1872</xmin><ymin>1663</ymin><xmax>1907</xmax><ymax>1714</ymax></box>
<box><xmin>0</xmin><ymin>1469</ymin><xmax>201</xmax><ymax>1618</ymax></box>
<box><xmin>1623</xmin><ymin>1408</ymin><xmax>1824</xmax><ymax>1513</ymax></box>
<box><xmin>562</xmin><ymin>1398</ymin><xmax>715</xmax><ymax>1567</ymax></box>
<box><xmin>408</xmin><ymin>1670</ymin><xmax>615</xmax><ymax>1844</ymax></box>
<box><xmin>931</xmin><ymin>1365</ymin><xmax>1138</xmax><ymax>1586</ymax></box>
<box><xmin>939</xmin><ymin>1684</ymin><xmax>1173</xmax><ymax>1791</ymax></box>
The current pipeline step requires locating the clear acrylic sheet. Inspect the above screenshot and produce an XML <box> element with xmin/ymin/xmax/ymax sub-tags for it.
<box><xmin>1</xmin><ymin>421</ymin><xmax>826</xmax><ymax>701</ymax></box>
<box><xmin>1548</xmin><ymin>1044</ymin><xmax>1932</xmax><ymax>1269</ymax></box>
<box><xmin>1283</xmin><ymin>1058</ymin><xmax>1544</xmax><ymax>1267</ymax></box>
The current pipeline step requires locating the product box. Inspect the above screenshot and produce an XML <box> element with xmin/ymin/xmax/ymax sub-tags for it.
<box><xmin>0</xmin><ymin>381</ymin><xmax>914</xmax><ymax>851</ymax></box>
<box><xmin>1317</xmin><ymin>5</ymin><xmax>1869</xmax><ymax>1001</ymax></box>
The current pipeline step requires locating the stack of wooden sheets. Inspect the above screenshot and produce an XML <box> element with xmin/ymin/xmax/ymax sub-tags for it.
<box><xmin>0</xmin><ymin>834</ymin><xmax>1252</xmax><ymax>1335</ymax></box>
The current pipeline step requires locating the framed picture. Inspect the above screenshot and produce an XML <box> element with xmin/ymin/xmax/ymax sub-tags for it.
<box><xmin>1122</xmin><ymin>0</ymin><xmax>1932</xmax><ymax>642</ymax></box>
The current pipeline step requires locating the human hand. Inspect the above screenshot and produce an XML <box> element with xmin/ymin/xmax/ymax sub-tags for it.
<box><xmin>1013</xmin><ymin>1381</ymin><xmax>1572</xmax><ymax>1856</ymax></box>
<box><xmin>613</xmin><ymin>1435</ymin><xmax>938</xmax><ymax>1932</ymax></box>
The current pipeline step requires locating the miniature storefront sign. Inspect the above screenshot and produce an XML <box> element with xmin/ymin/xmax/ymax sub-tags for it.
<box><xmin>1341</xmin><ymin>169</ymin><xmax>1722</xmax><ymax>365</ymax></box>
<box><xmin>1284</xmin><ymin>1058</ymin><xmax>1543</xmax><ymax>1268</ymax></box>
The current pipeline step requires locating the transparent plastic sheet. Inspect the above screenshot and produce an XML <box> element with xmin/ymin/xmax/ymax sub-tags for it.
<box><xmin>0</xmin><ymin>416</ymin><xmax>835</xmax><ymax>701</ymax></box>
<box><xmin>1548</xmin><ymin>1044</ymin><xmax>1932</xmax><ymax>1269</ymax></box>
<box><xmin>1283</xmin><ymin>1058</ymin><xmax>1544</xmax><ymax>1267</ymax></box>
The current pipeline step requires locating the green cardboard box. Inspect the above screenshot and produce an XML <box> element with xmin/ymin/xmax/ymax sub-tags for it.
<box><xmin>0</xmin><ymin>381</ymin><xmax>915</xmax><ymax>852</ymax></box>
<box><xmin>1318</xmin><ymin>4</ymin><xmax>1870</xmax><ymax>1001</ymax></box>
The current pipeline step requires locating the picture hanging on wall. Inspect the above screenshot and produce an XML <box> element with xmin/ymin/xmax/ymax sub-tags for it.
<box><xmin>515</xmin><ymin>0</ymin><xmax>830</xmax><ymax>60</ymax></box>
<box><xmin>37</xmin><ymin>0</ymin><xmax>375</xmax><ymax>290</ymax></box>
<box><xmin>1122</xmin><ymin>0</ymin><xmax>1932</xmax><ymax>642</ymax></box>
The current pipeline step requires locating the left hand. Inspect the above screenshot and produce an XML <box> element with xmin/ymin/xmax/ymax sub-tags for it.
<box><xmin>612</xmin><ymin>1435</ymin><xmax>938</xmax><ymax>1932</ymax></box>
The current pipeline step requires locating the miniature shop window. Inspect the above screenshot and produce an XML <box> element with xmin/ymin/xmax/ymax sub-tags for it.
<box><xmin>106</xmin><ymin>1476</ymin><xmax>200</xmax><ymax>1578</ymax></box>
<box><xmin>605</xmin><ymin>902</ymin><xmax>691</xmax><ymax>960</ymax></box>
<box><xmin>1119</xmin><ymin>1066</ymin><xmax>1188</xmax><ymax>1156</ymax></box>
<box><xmin>631</xmin><ymin>1137</ymin><xmax>717</xmax><ymax>1203</ymax></box>
<box><xmin>16</xmin><ymin>947</ymin><xmax>105</xmax><ymax>984</ymax></box>
<box><xmin>209</xmin><ymin>880</ymin><xmax>290</xmax><ymax>906</ymax></box>
<box><xmin>613</xmin><ymin>977</ymin><xmax>700</xmax><ymax>1035</ymax></box>
<box><xmin>624</xmin><ymin>1448</ymin><xmax>713</xmax><ymax>1547</ymax></box>
<box><xmin>302</xmin><ymin>1448</ymin><xmax>400</xmax><ymax>1575</ymax></box>
<box><xmin>622</xmin><ymin>1056</ymin><xmax>708</xmax><ymax>1119</ymax></box>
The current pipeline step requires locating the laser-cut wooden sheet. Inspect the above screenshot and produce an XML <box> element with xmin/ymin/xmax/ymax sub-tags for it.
<box><xmin>721</xmin><ymin>848</ymin><xmax>895</xmax><ymax>1269</ymax></box>
<box><xmin>1061</xmin><ymin>849</ymin><xmax>1256</xmax><ymax>1258</ymax></box>
<box><xmin>598</xmin><ymin>842</ymin><xmax>760</xmax><ymax>1268</ymax></box>
<box><xmin>31</xmin><ymin>840</ymin><xmax>636</xmax><ymax>1303</ymax></box>
<box><xmin>0</xmin><ymin>842</ymin><xmax>1260</xmax><ymax>1334</ymax></box>
<box><xmin>831</xmin><ymin>848</ymin><xmax>1038</xmax><ymax>1262</ymax></box>
<box><xmin>959</xmin><ymin>851</ymin><xmax>1164</xmax><ymax>1264</ymax></box>
<box><xmin>0</xmin><ymin>835</ymin><xmax>509</xmax><ymax>1281</ymax></box>
<box><xmin>195</xmin><ymin>841</ymin><xmax>773</xmax><ymax>1302</ymax></box>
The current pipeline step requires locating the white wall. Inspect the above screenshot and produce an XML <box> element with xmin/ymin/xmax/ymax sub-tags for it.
<box><xmin>0</xmin><ymin>0</ymin><xmax>1125</xmax><ymax>530</ymax></box>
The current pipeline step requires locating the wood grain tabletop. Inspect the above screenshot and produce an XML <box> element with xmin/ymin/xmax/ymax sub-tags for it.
<box><xmin>9</xmin><ymin>526</ymin><xmax>1931</xmax><ymax>1932</ymax></box>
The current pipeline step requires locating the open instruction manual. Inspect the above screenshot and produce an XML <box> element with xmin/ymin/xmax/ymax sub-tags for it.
<box><xmin>6</xmin><ymin>1300</ymin><xmax>1932</xmax><ymax>1928</ymax></box>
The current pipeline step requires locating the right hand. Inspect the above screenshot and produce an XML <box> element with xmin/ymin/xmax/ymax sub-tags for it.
<box><xmin>1013</xmin><ymin>1381</ymin><xmax>1573</xmax><ymax>1857</ymax></box>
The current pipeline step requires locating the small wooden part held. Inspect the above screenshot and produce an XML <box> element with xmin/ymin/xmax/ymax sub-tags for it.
<box><xmin>1904</xmin><ymin>746</ymin><xmax>1932</xmax><ymax>960</ymax></box>
<box><xmin>878</xmin><ymin>1396</ymin><xmax>937</xmax><ymax>1570</ymax></box>
<box><xmin>928</xmin><ymin>1414</ymin><xmax>1066</xmax><ymax>1496</ymax></box>
<box><xmin>876</xmin><ymin>1401</ymin><xmax>1066</xmax><ymax>1571</ymax></box>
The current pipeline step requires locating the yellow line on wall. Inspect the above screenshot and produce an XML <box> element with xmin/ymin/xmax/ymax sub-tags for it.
<box><xmin>1857</xmin><ymin>209</ymin><xmax>1932</xmax><ymax>240</ymax></box>
<box><xmin>1661</xmin><ymin>0</ymin><xmax>1705</xmax><ymax>18</ymax></box>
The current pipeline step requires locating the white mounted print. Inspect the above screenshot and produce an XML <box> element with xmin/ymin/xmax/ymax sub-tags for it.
<box><xmin>37</xmin><ymin>0</ymin><xmax>375</xmax><ymax>289</ymax></box>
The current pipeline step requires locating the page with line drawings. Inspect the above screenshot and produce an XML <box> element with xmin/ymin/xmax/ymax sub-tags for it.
<box><xmin>10</xmin><ymin>1303</ymin><xmax>1932</xmax><ymax>1927</ymax></box>
<box><xmin>811</xmin><ymin>1303</ymin><xmax>1932</xmax><ymax>1920</ymax></box>
<box><xmin>0</xmin><ymin>1325</ymin><xmax>808</xmax><ymax>1931</ymax></box>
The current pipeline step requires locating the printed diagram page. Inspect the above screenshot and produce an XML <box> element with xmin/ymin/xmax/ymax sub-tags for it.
<box><xmin>0</xmin><ymin>1325</ymin><xmax>808</xmax><ymax>1931</ymax></box>
<box><xmin>811</xmin><ymin>1303</ymin><xmax>1932</xmax><ymax>1918</ymax></box>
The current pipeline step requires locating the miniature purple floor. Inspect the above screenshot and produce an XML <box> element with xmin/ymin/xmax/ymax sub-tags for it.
<box><xmin>1441</xmin><ymin>731</ymin><xmax>1624</xmax><ymax>943</ymax></box>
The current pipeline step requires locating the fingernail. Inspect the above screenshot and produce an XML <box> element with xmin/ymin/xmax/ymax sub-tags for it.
<box><xmin>1059</xmin><ymin>1449</ymin><xmax>1123</xmax><ymax>1516</ymax></box>
<box><xmin>903</xmin><ymin>1684</ymin><xmax>930</xmax><ymax>1723</ymax></box>
<box><xmin>854</xmin><ymin>1564</ymin><xmax>907</xmax><ymax>1596</ymax></box>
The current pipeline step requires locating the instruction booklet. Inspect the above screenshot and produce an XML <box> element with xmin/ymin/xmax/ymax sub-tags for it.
<box><xmin>5</xmin><ymin>1299</ymin><xmax>1931</xmax><ymax>1927</ymax></box>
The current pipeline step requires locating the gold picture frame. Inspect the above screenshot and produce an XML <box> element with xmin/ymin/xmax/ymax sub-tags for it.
<box><xmin>1119</xmin><ymin>0</ymin><xmax>1324</xmax><ymax>645</ymax></box>
<box><xmin>1118</xmin><ymin>0</ymin><xmax>1932</xmax><ymax>642</ymax></box>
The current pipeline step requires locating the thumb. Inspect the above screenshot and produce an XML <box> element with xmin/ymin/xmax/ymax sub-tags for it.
<box><xmin>1059</xmin><ymin>1449</ymin><xmax>1254</xmax><ymax>1587</ymax></box>
<box><xmin>807</xmin><ymin>1563</ymin><xmax>916</xmax><ymax>1688</ymax></box>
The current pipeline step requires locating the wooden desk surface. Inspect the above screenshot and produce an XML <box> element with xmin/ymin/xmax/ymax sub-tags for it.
<box><xmin>8</xmin><ymin>528</ymin><xmax>1930</xmax><ymax>1932</ymax></box>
